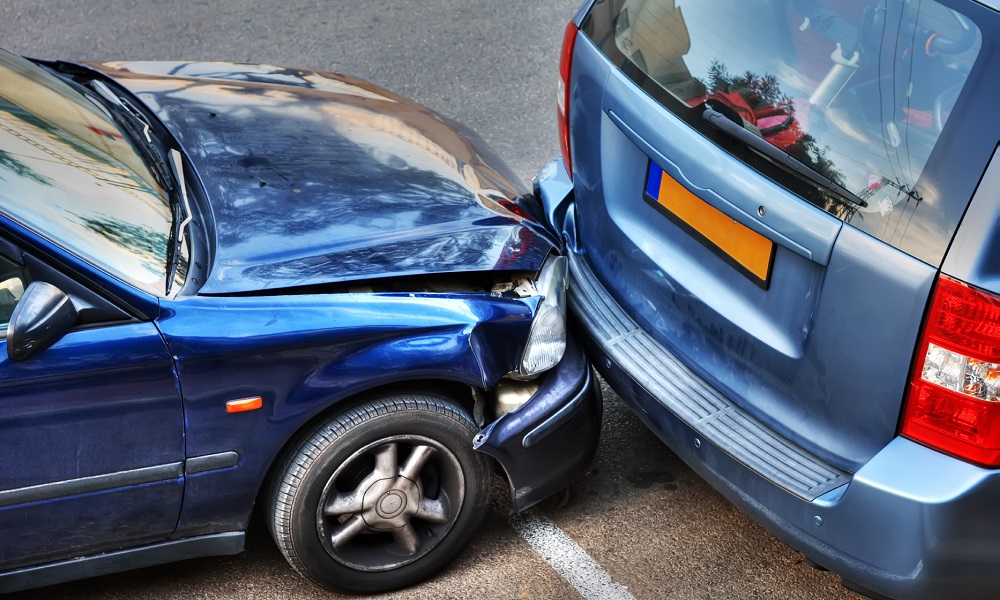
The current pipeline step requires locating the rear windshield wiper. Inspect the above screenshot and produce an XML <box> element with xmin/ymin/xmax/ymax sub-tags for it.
<box><xmin>701</xmin><ymin>105</ymin><xmax>867</xmax><ymax>209</ymax></box>
<box><xmin>89</xmin><ymin>80</ymin><xmax>174</xmax><ymax>193</ymax></box>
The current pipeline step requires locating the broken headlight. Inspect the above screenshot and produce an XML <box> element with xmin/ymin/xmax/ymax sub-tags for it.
<box><xmin>516</xmin><ymin>255</ymin><xmax>568</xmax><ymax>379</ymax></box>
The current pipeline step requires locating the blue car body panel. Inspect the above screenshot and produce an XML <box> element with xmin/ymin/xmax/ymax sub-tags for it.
<box><xmin>576</xmin><ymin>316</ymin><xmax>1000</xmax><ymax>599</ymax></box>
<box><xmin>544</xmin><ymin>160</ymin><xmax>1000</xmax><ymax>597</ymax></box>
<box><xmin>474</xmin><ymin>332</ymin><xmax>602</xmax><ymax>510</ymax></box>
<box><xmin>943</xmin><ymin>152</ymin><xmax>1000</xmax><ymax>296</ymax></box>
<box><xmin>542</xmin><ymin>0</ymin><xmax>1000</xmax><ymax>595</ymax></box>
<box><xmin>0</xmin><ymin>321</ymin><xmax>183</xmax><ymax>569</ymax></box>
<box><xmin>88</xmin><ymin>61</ymin><xmax>555</xmax><ymax>295</ymax></box>
<box><xmin>156</xmin><ymin>291</ymin><xmax>533</xmax><ymax>536</ymax></box>
<box><xmin>0</xmin><ymin>55</ymin><xmax>602</xmax><ymax>592</ymax></box>
<box><xmin>566</xmin><ymin>33</ymin><xmax>940</xmax><ymax>471</ymax></box>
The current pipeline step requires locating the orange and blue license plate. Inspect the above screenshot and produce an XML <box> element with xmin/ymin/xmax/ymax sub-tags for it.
<box><xmin>645</xmin><ymin>162</ymin><xmax>774</xmax><ymax>289</ymax></box>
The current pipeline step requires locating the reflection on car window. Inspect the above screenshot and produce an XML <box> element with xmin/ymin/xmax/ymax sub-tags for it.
<box><xmin>610</xmin><ymin>0</ymin><xmax>981</xmax><ymax>247</ymax></box>
<box><xmin>0</xmin><ymin>50</ymin><xmax>173</xmax><ymax>296</ymax></box>
<box><xmin>0</xmin><ymin>255</ymin><xmax>24</xmax><ymax>331</ymax></box>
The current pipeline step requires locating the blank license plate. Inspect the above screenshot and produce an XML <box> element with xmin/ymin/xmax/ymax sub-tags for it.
<box><xmin>645</xmin><ymin>162</ymin><xmax>774</xmax><ymax>289</ymax></box>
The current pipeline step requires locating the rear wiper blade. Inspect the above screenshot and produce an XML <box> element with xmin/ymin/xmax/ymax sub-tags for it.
<box><xmin>701</xmin><ymin>106</ymin><xmax>867</xmax><ymax>208</ymax></box>
<box><xmin>89</xmin><ymin>80</ymin><xmax>174</xmax><ymax>192</ymax></box>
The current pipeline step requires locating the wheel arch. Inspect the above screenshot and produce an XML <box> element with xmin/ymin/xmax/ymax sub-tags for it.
<box><xmin>262</xmin><ymin>389</ymin><xmax>492</xmax><ymax>593</ymax></box>
<box><xmin>166</xmin><ymin>295</ymin><xmax>529</xmax><ymax>539</ymax></box>
<box><xmin>250</xmin><ymin>378</ymin><xmax>480</xmax><ymax>528</ymax></box>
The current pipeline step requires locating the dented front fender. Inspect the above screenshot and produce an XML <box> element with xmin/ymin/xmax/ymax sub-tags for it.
<box><xmin>154</xmin><ymin>290</ymin><xmax>535</xmax><ymax>534</ymax></box>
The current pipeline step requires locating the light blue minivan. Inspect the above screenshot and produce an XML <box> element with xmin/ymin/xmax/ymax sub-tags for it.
<box><xmin>537</xmin><ymin>0</ymin><xmax>1000</xmax><ymax>598</ymax></box>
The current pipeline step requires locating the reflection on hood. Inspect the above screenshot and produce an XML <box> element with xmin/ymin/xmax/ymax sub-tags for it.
<box><xmin>92</xmin><ymin>61</ymin><xmax>553</xmax><ymax>294</ymax></box>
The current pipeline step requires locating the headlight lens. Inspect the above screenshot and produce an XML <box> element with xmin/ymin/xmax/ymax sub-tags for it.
<box><xmin>518</xmin><ymin>256</ymin><xmax>567</xmax><ymax>378</ymax></box>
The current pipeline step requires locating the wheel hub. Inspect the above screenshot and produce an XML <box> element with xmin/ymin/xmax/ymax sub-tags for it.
<box><xmin>360</xmin><ymin>476</ymin><xmax>421</xmax><ymax>530</ymax></box>
<box><xmin>377</xmin><ymin>490</ymin><xmax>406</xmax><ymax>518</ymax></box>
<box><xmin>316</xmin><ymin>433</ymin><xmax>468</xmax><ymax>572</ymax></box>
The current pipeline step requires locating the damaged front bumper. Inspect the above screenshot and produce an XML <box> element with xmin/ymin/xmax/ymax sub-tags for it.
<box><xmin>473</xmin><ymin>332</ymin><xmax>602</xmax><ymax>511</ymax></box>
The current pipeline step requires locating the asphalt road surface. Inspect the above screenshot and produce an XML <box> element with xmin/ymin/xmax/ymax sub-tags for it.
<box><xmin>1</xmin><ymin>2</ymin><xmax>863</xmax><ymax>599</ymax></box>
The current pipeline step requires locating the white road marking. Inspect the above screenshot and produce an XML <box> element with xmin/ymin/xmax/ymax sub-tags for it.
<box><xmin>507</xmin><ymin>509</ymin><xmax>638</xmax><ymax>600</ymax></box>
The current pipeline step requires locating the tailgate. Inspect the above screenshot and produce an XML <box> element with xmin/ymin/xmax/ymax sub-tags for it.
<box><xmin>570</xmin><ymin>0</ymin><xmax>995</xmax><ymax>471</ymax></box>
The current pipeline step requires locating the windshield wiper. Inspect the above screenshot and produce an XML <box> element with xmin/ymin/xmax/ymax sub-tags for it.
<box><xmin>89</xmin><ymin>80</ymin><xmax>174</xmax><ymax>193</ymax></box>
<box><xmin>89</xmin><ymin>80</ymin><xmax>188</xmax><ymax>296</ymax></box>
<box><xmin>701</xmin><ymin>106</ymin><xmax>867</xmax><ymax>209</ymax></box>
<box><xmin>165</xmin><ymin>149</ymin><xmax>192</xmax><ymax>298</ymax></box>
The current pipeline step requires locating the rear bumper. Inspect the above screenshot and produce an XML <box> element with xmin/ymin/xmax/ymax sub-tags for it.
<box><xmin>566</xmin><ymin>244</ymin><xmax>1000</xmax><ymax>599</ymax></box>
<box><xmin>473</xmin><ymin>332</ymin><xmax>602</xmax><ymax>512</ymax></box>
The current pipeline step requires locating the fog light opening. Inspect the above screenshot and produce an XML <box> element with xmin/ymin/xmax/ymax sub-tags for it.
<box><xmin>492</xmin><ymin>378</ymin><xmax>541</xmax><ymax>418</ymax></box>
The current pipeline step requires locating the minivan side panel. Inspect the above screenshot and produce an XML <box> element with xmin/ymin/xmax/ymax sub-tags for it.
<box><xmin>942</xmin><ymin>147</ymin><xmax>1000</xmax><ymax>295</ymax></box>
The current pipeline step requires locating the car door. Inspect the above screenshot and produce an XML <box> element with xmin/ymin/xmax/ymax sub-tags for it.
<box><xmin>0</xmin><ymin>247</ymin><xmax>185</xmax><ymax>571</ymax></box>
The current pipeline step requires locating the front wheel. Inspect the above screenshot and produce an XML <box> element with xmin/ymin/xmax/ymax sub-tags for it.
<box><xmin>267</xmin><ymin>394</ymin><xmax>490</xmax><ymax>594</ymax></box>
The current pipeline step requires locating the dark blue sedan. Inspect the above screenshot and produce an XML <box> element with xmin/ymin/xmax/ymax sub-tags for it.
<box><xmin>0</xmin><ymin>49</ymin><xmax>601</xmax><ymax>594</ymax></box>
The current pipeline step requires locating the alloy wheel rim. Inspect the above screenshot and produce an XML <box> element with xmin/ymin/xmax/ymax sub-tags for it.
<box><xmin>316</xmin><ymin>434</ymin><xmax>465</xmax><ymax>571</ymax></box>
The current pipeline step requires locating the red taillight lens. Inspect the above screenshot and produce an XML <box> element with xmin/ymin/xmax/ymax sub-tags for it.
<box><xmin>901</xmin><ymin>275</ymin><xmax>1000</xmax><ymax>466</ymax></box>
<box><xmin>558</xmin><ymin>20</ymin><xmax>578</xmax><ymax>179</ymax></box>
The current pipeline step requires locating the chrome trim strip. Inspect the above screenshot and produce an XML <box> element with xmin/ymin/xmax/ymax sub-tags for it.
<box><xmin>0</xmin><ymin>462</ymin><xmax>183</xmax><ymax>508</ymax></box>
<box><xmin>185</xmin><ymin>451</ymin><xmax>239</xmax><ymax>475</ymax></box>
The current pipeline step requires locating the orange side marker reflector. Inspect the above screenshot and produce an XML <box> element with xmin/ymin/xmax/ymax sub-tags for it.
<box><xmin>226</xmin><ymin>397</ymin><xmax>263</xmax><ymax>413</ymax></box>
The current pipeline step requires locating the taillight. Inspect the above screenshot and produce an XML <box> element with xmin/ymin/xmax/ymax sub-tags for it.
<box><xmin>901</xmin><ymin>275</ymin><xmax>1000</xmax><ymax>466</ymax></box>
<box><xmin>558</xmin><ymin>20</ymin><xmax>578</xmax><ymax>179</ymax></box>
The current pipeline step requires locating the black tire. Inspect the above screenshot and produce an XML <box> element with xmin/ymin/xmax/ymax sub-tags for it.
<box><xmin>267</xmin><ymin>393</ymin><xmax>491</xmax><ymax>594</ymax></box>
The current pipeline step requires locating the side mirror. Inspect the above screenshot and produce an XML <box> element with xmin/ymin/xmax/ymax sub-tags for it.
<box><xmin>7</xmin><ymin>281</ymin><xmax>78</xmax><ymax>361</ymax></box>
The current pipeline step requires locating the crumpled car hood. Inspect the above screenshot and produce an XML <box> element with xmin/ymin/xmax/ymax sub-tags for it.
<box><xmin>89</xmin><ymin>61</ymin><xmax>553</xmax><ymax>295</ymax></box>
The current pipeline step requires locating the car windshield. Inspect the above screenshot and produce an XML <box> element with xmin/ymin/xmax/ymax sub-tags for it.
<box><xmin>610</xmin><ymin>0</ymin><xmax>982</xmax><ymax>245</ymax></box>
<box><xmin>0</xmin><ymin>49</ymin><xmax>175</xmax><ymax>296</ymax></box>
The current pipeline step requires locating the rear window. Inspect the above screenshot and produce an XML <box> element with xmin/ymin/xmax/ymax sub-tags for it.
<box><xmin>583</xmin><ymin>0</ymin><xmax>989</xmax><ymax>265</ymax></box>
